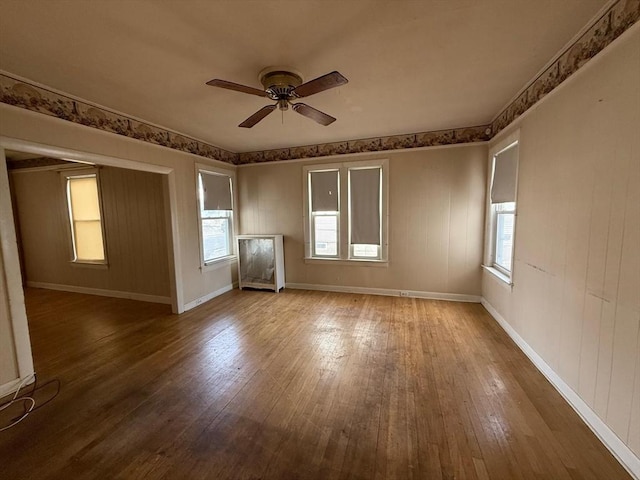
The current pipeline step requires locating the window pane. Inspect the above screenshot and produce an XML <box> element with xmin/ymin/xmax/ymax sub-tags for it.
<box><xmin>314</xmin><ymin>215</ymin><xmax>337</xmax><ymax>256</ymax></box>
<box><xmin>202</xmin><ymin>218</ymin><xmax>230</xmax><ymax>261</ymax></box>
<box><xmin>496</xmin><ymin>202</ymin><xmax>516</xmax><ymax>212</ymax></box>
<box><xmin>74</xmin><ymin>220</ymin><xmax>105</xmax><ymax>261</ymax></box>
<box><xmin>69</xmin><ymin>176</ymin><xmax>101</xmax><ymax>221</ymax></box>
<box><xmin>202</xmin><ymin>209</ymin><xmax>232</xmax><ymax>219</ymax></box>
<box><xmin>495</xmin><ymin>212</ymin><xmax>514</xmax><ymax>271</ymax></box>
<box><xmin>353</xmin><ymin>244</ymin><xmax>378</xmax><ymax>258</ymax></box>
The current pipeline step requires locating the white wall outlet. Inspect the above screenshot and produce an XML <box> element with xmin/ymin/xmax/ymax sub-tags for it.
<box><xmin>400</xmin><ymin>291</ymin><xmax>410</xmax><ymax>297</ymax></box>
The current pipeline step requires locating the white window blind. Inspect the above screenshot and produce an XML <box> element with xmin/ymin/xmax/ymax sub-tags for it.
<box><xmin>349</xmin><ymin>167</ymin><xmax>381</xmax><ymax>245</ymax></box>
<box><xmin>67</xmin><ymin>175</ymin><xmax>105</xmax><ymax>262</ymax></box>
<box><xmin>201</xmin><ymin>172</ymin><xmax>232</xmax><ymax>211</ymax></box>
<box><xmin>310</xmin><ymin>170</ymin><xmax>339</xmax><ymax>212</ymax></box>
<box><xmin>491</xmin><ymin>144</ymin><xmax>518</xmax><ymax>204</ymax></box>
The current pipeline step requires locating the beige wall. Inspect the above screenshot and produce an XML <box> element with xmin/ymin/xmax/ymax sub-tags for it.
<box><xmin>238</xmin><ymin>145</ymin><xmax>487</xmax><ymax>296</ymax></box>
<box><xmin>483</xmin><ymin>27</ymin><xmax>640</xmax><ymax>457</ymax></box>
<box><xmin>11</xmin><ymin>166</ymin><xmax>171</xmax><ymax>298</ymax></box>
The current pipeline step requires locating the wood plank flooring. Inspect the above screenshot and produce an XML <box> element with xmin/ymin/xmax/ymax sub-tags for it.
<box><xmin>0</xmin><ymin>288</ymin><xmax>631</xmax><ymax>479</ymax></box>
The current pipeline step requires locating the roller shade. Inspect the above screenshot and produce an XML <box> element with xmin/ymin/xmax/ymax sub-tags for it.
<box><xmin>491</xmin><ymin>145</ymin><xmax>518</xmax><ymax>204</ymax></box>
<box><xmin>201</xmin><ymin>172</ymin><xmax>232</xmax><ymax>211</ymax></box>
<box><xmin>310</xmin><ymin>170</ymin><xmax>339</xmax><ymax>212</ymax></box>
<box><xmin>350</xmin><ymin>167</ymin><xmax>381</xmax><ymax>245</ymax></box>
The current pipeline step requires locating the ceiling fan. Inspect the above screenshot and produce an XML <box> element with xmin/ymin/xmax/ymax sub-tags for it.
<box><xmin>206</xmin><ymin>67</ymin><xmax>348</xmax><ymax>128</ymax></box>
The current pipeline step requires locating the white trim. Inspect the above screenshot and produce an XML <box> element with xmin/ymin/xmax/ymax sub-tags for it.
<box><xmin>26</xmin><ymin>281</ymin><xmax>171</xmax><ymax>305</ymax></box>
<box><xmin>481</xmin><ymin>265</ymin><xmax>513</xmax><ymax>287</ymax></box>
<box><xmin>0</xmin><ymin>376</ymin><xmax>35</xmax><ymax>399</ymax></box>
<box><xmin>286</xmin><ymin>283</ymin><xmax>481</xmax><ymax>303</ymax></box>
<box><xmin>0</xmin><ymin>136</ymin><xmax>172</xmax><ymax>174</ymax></box>
<box><xmin>165</xmin><ymin>171</ymin><xmax>182</xmax><ymax>314</ymax></box>
<box><xmin>481</xmin><ymin>298</ymin><xmax>640</xmax><ymax>480</ymax></box>
<box><xmin>0</xmin><ymin>148</ymin><xmax>34</xmax><ymax>384</ymax></box>
<box><xmin>182</xmin><ymin>283</ymin><xmax>236</xmax><ymax>311</ymax></box>
<box><xmin>202</xmin><ymin>255</ymin><xmax>237</xmax><ymax>273</ymax></box>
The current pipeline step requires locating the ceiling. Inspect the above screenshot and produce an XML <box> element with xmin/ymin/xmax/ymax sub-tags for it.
<box><xmin>0</xmin><ymin>0</ymin><xmax>608</xmax><ymax>153</ymax></box>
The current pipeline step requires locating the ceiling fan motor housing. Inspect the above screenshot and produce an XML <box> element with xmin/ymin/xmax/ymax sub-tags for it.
<box><xmin>260</xmin><ymin>70</ymin><xmax>303</xmax><ymax>101</ymax></box>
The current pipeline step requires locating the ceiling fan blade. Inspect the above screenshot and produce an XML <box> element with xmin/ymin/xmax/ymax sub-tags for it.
<box><xmin>292</xmin><ymin>103</ymin><xmax>336</xmax><ymax>126</ymax></box>
<box><xmin>292</xmin><ymin>71</ymin><xmax>348</xmax><ymax>98</ymax></box>
<box><xmin>206</xmin><ymin>79</ymin><xmax>267</xmax><ymax>97</ymax></box>
<box><xmin>239</xmin><ymin>104</ymin><xmax>277</xmax><ymax>128</ymax></box>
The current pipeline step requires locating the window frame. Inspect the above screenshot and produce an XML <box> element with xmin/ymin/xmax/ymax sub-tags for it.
<box><xmin>303</xmin><ymin>159</ymin><xmax>388</xmax><ymax>264</ymax></box>
<box><xmin>484</xmin><ymin>132</ymin><xmax>519</xmax><ymax>284</ymax></box>
<box><xmin>195</xmin><ymin>164</ymin><xmax>237</xmax><ymax>270</ymax></box>
<box><xmin>61</xmin><ymin>167</ymin><xmax>108</xmax><ymax>267</ymax></box>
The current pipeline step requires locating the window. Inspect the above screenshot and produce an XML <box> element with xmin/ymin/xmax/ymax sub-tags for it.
<box><xmin>304</xmin><ymin>160</ymin><xmax>387</xmax><ymax>262</ymax></box>
<box><xmin>64</xmin><ymin>170</ymin><xmax>106</xmax><ymax>264</ymax></box>
<box><xmin>349</xmin><ymin>166</ymin><xmax>382</xmax><ymax>259</ymax></box>
<box><xmin>197</xmin><ymin>167</ymin><xmax>235</xmax><ymax>265</ymax></box>
<box><xmin>488</xmin><ymin>141</ymin><xmax>519</xmax><ymax>279</ymax></box>
<box><xmin>309</xmin><ymin>170</ymin><xmax>339</xmax><ymax>257</ymax></box>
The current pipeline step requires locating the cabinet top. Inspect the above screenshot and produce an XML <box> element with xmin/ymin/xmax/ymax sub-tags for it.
<box><xmin>236</xmin><ymin>234</ymin><xmax>283</xmax><ymax>239</ymax></box>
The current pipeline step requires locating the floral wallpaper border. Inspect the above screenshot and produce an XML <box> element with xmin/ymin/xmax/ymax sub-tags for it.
<box><xmin>0</xmin><ymin>0</ymin><xmax>637</xmax><ymax>166</ymax></box>
<box><xmin>0</xmin><ymin>74</ymin><xmax>237</xmax><ymax>165</ymax></box>
<box><xmin>490</xmin><ymin>0</ymin><xmax>639</xmax><ymax>136</ymax></box>
<box><xmin>236</xmin><ymin>126</ymin><xmax>492</xmax><ymax>165</ymax></box>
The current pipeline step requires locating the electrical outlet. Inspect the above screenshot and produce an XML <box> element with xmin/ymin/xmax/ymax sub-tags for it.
<box><xmin>400</xmin><ymin>291</ymin><xmax>410</xmax><ymax>297</ymax></box>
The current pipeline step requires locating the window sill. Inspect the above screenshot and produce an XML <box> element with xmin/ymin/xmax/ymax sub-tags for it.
<box><xmin>482</xmin><ymin>265</ymin><xmax>513</xmax><ymax>287</ymax></box>
<box><xmin>69</xmin><ymin>261</ymin><xmax>108</xmax><ymax>270</ymax></box>
<box><xmin>202</xmin><ymin>255</ymin><xmax>237</xmax><ymax>272</ymax></box>
<box><xmin>305</xmin><ymin>257</ymin><xmax>388</xmax><ymax>267</ymax></box>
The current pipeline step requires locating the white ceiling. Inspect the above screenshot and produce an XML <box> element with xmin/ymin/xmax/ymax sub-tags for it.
<box><xmin>0</xmin><ymin>0</ymin><xmax>607</xmax><ymax>153</ymax></box>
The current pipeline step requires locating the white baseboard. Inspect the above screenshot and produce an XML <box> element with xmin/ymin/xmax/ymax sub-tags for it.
<box><xmin>286</xmin><ymin>283</ymin><xmax>481</xmax><ymax>303</ymax></box>
<box><xmin>0</xmin><ymin>375</ymin><xmax>35</xmax><ymax>399</ymax></box>
<box><xmin>182</xmin><ymin>283</ymin><xmax>236</xmax><ymax>312</ymax></box>
<box><xmin>481</xmin><ymin>298</ymin><xmax>640</xmax><ymax>480</ymax></box>
<box><xmin>26</xmin><ymin>281</ymin><xmax>172</xmax><ymax>305</ymax></box>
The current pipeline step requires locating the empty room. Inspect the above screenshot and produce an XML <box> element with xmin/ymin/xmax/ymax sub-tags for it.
<box><xmin>0</xmin><ymin>1</ymin><xmax>638</xmax><ymax>479</ymax></box>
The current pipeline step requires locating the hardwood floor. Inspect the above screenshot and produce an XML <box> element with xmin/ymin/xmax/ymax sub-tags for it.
<box><xmin>0</xmin><ymin>288</ymin><xmax>631</xmax><ymax>479</ymax></box>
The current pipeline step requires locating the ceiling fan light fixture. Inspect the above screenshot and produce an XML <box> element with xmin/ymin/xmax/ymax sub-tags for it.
<box><xmin>277</xmin><ymin>99</ymin><xmax>289</xmax><ymax>111</ymax></box>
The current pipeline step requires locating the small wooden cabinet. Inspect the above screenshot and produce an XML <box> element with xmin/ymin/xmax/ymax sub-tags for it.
<box><xmin>236</xmin><ymin>235</ymin><xmax>285</xmax><ymax>292</ymax></box>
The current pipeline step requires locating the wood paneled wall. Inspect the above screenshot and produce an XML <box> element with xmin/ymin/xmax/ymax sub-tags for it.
<box><xmin>483</xmin><ymin>27</ymin><xmax>640</xmax><ymax>458</ymax></box>
<box><xmin>237</xmin><ymin>145</ymin><xmax>486</xmax><ymax>296</ymax></box>
<box><xmin>10</xmin><ymin>165</ymin><xmax>171</xmax><ymax>299</ymax></box>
